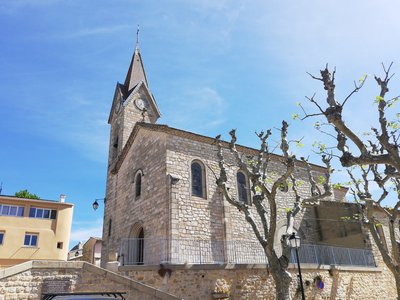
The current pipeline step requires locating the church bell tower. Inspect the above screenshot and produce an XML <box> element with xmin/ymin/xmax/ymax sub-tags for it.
<box><xmin>102</xmin><ymin>32</ymin><xmax>161</xmax><ymax>265</ymax></box>
<box><xmin>107</xmin><ymin>32</ymin><xmax>161</xmax><ymax>167</ymax></box>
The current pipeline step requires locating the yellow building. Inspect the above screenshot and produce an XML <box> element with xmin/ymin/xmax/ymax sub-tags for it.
<box><xmin>0</xmin><ymin>194</ymin><xmax>73</xmax><ymax>267</ymax></box>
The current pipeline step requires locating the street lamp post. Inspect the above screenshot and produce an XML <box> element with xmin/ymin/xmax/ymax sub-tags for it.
<box><xmin>92</xmin><ymin>198</ymin><xmax>106</xmax><ymax>211</ymax></box>
<box><xmin>289</xmin><ymin>232</ymin><xmax>305</xmax><ymax>300</ymax></box>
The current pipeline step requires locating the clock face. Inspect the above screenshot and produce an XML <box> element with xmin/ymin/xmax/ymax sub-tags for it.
<box><xmin>135</xmin><ymin>98</ymin><xmax>146</xmax><ymax>110</ymax></box>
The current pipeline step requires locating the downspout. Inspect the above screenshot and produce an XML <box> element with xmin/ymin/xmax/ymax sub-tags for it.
<box><xmin>166</xmin><ymin>171</ymin><xmax>171</xmax><ymax>263</ymax></box>
<box><xmin>221</xmin><ymin>190</ymin><xmax>228</xmax><ymax>263</ymax></box>
<box><xmin>168</xmin><ymin>173</ymin><xmax>181</xmax><ymax>263</ymax></box>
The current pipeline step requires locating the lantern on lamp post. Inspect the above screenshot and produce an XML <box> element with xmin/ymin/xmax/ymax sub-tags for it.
<box><xmin>289</xmin><ymin>232</ymin><xmax>305</xmax><ymax>300</ymax></box>
<box><xmin>92</xmin><ymin>198</ymin><xmax>106</xmax><ymax>211</ymax></box>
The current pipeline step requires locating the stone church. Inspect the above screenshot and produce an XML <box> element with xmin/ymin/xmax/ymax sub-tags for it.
<box><xmin>100</xmin><ymin>41</ymin><xmax>397</xmax><ymax>299</ymax></box>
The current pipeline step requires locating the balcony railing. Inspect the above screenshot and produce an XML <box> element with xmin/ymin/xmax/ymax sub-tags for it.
<box><xmin>119</xmin><ymin>238</ymin><xmax>376</xmax><ymax>268</ymax></box>
<box><xmin>292</xmin><ymin>244</ymin><xmax>376</xmax><ymax>267</ymax></box>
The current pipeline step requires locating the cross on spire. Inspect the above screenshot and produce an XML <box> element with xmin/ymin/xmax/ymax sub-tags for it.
<box><xmin>136</xmin><ymin>25</ymin><xmax>140</xmax><ymax>48</ymax></box>
<box><xmin>124</xmin><ymin>25</ymin><xmax>149</xmax><ymax>90</ymax></box>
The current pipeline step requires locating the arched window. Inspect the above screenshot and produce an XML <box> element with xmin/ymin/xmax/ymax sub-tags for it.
<box><xmin>135</xmin><ymin>173</ymin><xmax>142</xmax><ymax>198</ymax></box>
<box><xmin>191</xmin><ymin>161</ymin><xmax>205</xmax><ymax>198</ymax></box>
<box><xmin>137</xmin><ymin>228</ymin><xmax>144</xmax><ymax>265</ymax></box>
<box><xmin>237</xmin><ymin>172</ymin><xmax>249</xmax><ymax>204</ymax></box>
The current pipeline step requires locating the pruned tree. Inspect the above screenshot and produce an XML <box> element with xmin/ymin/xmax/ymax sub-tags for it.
<box><xmin>215</xmin><ymin>121</ymin><xmax>332</xmax><ymax>300</ymax></box>
<box><xmin>302</xmin><ymin>63</ymin><xmax>400</xmax><ymax>298</ymax></box>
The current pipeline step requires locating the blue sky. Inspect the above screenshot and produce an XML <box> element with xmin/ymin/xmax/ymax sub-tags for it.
<box><xmin>1</xmin><ymin>0</ymin><xmax>400</xmax><ymax>248</ymax></box>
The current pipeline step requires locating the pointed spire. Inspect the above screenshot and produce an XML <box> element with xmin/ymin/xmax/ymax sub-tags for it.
<box><xmin>124</xmin><ymin>26</ymin><xmax>149</xmax><ymax>91</ymax></box>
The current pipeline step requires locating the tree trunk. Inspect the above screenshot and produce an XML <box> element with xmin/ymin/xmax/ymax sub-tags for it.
<box><xmin>395</xmin><ymin>274</ymin><xmax>400</xmax><ymax>300</ymax></box>
<box><xmin>367</xmin><ymin>220</ymin><xmax>400</xmax><ymax>300</ymax></box>
<box><xmin>266</xmin><ymin>245</ymin><xmax>293</xmax><ymax>300</ymax></box>
<box><xmin>271</xmin><ymin>267</ymin><xmax>292</xmax><ymax>300</ymax></box>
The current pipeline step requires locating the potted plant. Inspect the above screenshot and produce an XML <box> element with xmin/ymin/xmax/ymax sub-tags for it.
<box><xmin>212</xmin><ymin>278</ymin><xmax>230</xmax><ymax>299</ymax></box>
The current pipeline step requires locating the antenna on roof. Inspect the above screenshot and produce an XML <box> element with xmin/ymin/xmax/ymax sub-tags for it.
<box><xmin>0</xmin><ymin>182</ymin><xmax>2</xmax><ymax>195</ymax></box>
<box><xmin>136</xmin><ymin>25</ymin><xmax>140</xmax><ymax>48</ymax></box>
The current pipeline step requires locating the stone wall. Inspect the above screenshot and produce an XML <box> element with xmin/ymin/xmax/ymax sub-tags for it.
<box><xmin>166</xmin><ymin>135</ymin><xmax>225</xmax><ymax>242</ymax></box>
<box><xmin>0</xmin><ymin>255</ymin><xmax>395</xmax><ymax>300</ymax></box>
<box><xmin>122</xmin><ymin>262</ymin><xmax>395</xmax><ymax>300</ymax></box>
<box><xmin>103</xmin><ymin>129</ymin><xmax>169</xmax><ymax>266</ymax></box>
<box><xmin>0</xmin><ymin>260</ymin><xmax>180</xmax><ymax>300</ymax></box>
<box><xmin>166</xmin><ymin>133</ymin><xmax>333</xmax><ymax>254</ymax></box>
<box><xmin>117</xmin><ymin>226</ymin><xmax>397</xmax><ymax>299</ymax></box>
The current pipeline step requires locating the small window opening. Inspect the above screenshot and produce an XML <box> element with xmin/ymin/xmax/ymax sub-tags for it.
<box><xmin>112</xmin><ymin>137</ymin><xmax>119</xmax><ymax>160</ymax></box>
<box><xmin>0</xmin><ymin>232</ymin><xmax>4</xmax><ymax>245</ymax></box>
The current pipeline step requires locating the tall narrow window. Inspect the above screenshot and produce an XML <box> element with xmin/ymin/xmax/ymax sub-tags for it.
<box><xmin>237</xmin><ymin>172</ymin><xmax>248</xmax><ymax>204</ymax></box>
<box><xmin>0</xmin><ymin>232</ymin><xmax>4</xmax><ymax>245</ymax></box>
<box><xmin>191</xmin><ymin>161</ymin><xmax>205</xmax><ymax>198</ymax></box>
<box><xmin>108</xmin><ymin>219</ymin><xmax>112</xmax><ymax>237</ymax></box>
<box><xmin>137</xmin><ymin>228</ymin><xmax>144</xmax><ymax>265</ymax></box>
<box><xmin>135</xmin><ymin>173</ymin><xmax>142</xmax><ymax>198</ymax></box>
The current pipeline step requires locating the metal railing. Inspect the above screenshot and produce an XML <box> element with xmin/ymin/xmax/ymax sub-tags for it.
<box><xmin>292</xmin><ymin>244</ymin><xmax>376</xmax><ymax>267</ymax></box>
<box><xmin>119</xmin><ymin>238</ymin><xmax>376</xmax><ymax>268</ymax></box>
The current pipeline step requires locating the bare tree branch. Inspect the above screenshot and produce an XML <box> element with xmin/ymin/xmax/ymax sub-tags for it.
<box><xmin>305</xmin><ymin>63</ymin><xmax>400</xmax><ymax>296</ymax></box>
<box><xmin>342</xmin><ymin>75</ymin><xmax>367</xmax><ymax>107</ymax></box>
<box><xmin>215</xmin><ymin>121</ymin><xmax>333</xmax><ymax>299</ymax></box>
